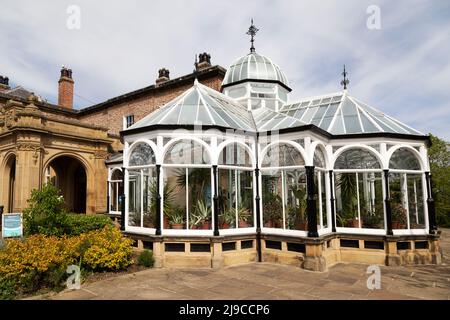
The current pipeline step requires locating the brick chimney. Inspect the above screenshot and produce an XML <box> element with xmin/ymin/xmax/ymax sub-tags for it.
<box><xmin>156</xmin><ymin>68</ymin><xmax>170</xmax><ymax>86</ymax></box>
<box><xmin>58</xmin><ymin>66</ymin><xmax>74</xmax><ymax>108</ymax></box>
<box><xmin>196</xmin><ymin>52</ymin><xmax>211</xmax><ymax>71</ymax></box>
<box><xmin>0</xmin><ymin>75</ymin><xmax>10</xmax><ymax>92</ymax></box>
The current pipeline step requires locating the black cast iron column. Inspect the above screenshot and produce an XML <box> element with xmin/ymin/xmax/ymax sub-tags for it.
<box><xmin>383</xmin><ymin>169</ymin><xmax>393</xmax><ymax>236</ymax></box>
<box><xmin>120</xmin><ymin>167</ymin><xmax>126</xmax><ymax>231</ymax></box>
<box><xmin>155</xmin><ymin>164</ymin><xmax>162</xmax><ymax>235</ymax></box>
<box><xmin>425</xmin><ymin>172</ymin><xmax>437</xmax><ymax>234</ymax></box>
<box><xmin>255</xmin><ymin>166</ymin><xmax>262</xmax><ymax>262</ymax></box>
<box><xmin>306</xmin><ymin>166</ymin><xmax>318</xmax><ymax>237</ymax></box>
<box><xmin>213</xmin><ymin>165</ymin><xmax>219</xmax><ymax>236</ymax></box>
<box><xmin>329</xmin><ymin>170</ymin><xmax>336</xmax><ymax>232</ymax></box>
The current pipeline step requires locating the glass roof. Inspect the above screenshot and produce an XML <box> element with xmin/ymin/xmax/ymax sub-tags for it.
<box><xmin>125</xmin><ymin>80</ymin><xmax>307</xmax><ymax>133</ymax></box>
<box><xmin>126</xmin><ymin>82</ymin><xmax>423</xmax><ymax>137</ymax></box>
<box><xmin>279</xmin><ymin>92</ymin><xmax>423</xmax><ymax>135</ymax></box>
<box><xmin>222</xmin><ymin>52</ymin><xmax>289</xmax><ymax>88</ymax></box>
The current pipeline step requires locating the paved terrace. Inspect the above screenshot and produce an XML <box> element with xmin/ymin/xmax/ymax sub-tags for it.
<box><xmin>47</xmin><ymin>229</ymin><xmax>450</xmax><ymax>300</ymax></box>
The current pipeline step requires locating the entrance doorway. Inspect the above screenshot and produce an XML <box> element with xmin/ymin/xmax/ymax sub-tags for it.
<box><xmin>45</xmin><ymin>156</ymin><xmax>87</xmax><ymax>213</ymax></box>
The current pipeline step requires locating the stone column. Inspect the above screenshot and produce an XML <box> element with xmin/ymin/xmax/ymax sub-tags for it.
<box><xmin>303</xmin><ymin>240</ymin><xmax>326</xmax><ymax>271</ymax></box>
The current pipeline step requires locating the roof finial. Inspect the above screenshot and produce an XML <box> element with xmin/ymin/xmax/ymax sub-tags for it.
<box><xmin>340</xmin><ymin>64</ymin><xmax>349</xmax><ymax>90</ymax></box>
<box><xmin>246</xmin><ymin>19</ymin><xmax>259</xmax><ymax>53</ymax></box>
<box><xmin>193</xmin><ymin>54</ymin><xmax>199</xmax><ymax>82</ymax></box>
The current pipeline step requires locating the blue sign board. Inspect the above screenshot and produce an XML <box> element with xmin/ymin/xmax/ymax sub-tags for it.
<box><xmin>2</xmin><ymin>213</ymin><xmax>23</xmax><ymax>238</ymax></box>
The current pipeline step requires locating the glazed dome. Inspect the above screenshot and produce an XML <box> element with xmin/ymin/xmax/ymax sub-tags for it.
<box><xmin>222</xmin><ymin>52</ymin><xmax>289</xmax><ymax>88</ymax></box>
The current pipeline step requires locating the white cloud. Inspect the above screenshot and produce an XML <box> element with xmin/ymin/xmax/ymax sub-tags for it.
<box><xmin>0</xmin><ymin>0</ymin><xmax>449</xmax><ymax>139</ymax></box>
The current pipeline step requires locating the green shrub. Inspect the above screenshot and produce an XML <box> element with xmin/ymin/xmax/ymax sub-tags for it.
<box><xmin>65</xmin><ymin>214</ymin><xmax>113</xmax><ymax>236</ymax></box>
<box><xmin>23</xmin><ymin>184</ymin><xmax>113</xmax><ymax>237</ymax></box>
<box><xmin>137</xmin><ymin>249</ymin><xmax>154</xmax><ymax>268</ymax></box>
<box><xmin>23</xmin><ymin>184</ymin><xmax>68</xmax><ymax>237</ymax></box>
<box><xmin>0</xmin><ymin>276</ymin><xmax>16</xmax><ymax>300</ymax></box>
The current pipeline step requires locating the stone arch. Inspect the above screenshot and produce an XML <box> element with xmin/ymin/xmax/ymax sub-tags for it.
<box><xmin>43</xmin><ymin>153</ymin><xmax>92</xmax><ymax>213</ymax></box>
<box><xmin>0</xmin><ymin>153</ymin><xmax>17</xmax><ymax>213</ymax></box>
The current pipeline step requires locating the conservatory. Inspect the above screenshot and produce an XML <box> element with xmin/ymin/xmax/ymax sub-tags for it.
<box><xmin>117</xmin><ymin>46</ymin><xmax>440</xmax><ymax>270</ymax></box>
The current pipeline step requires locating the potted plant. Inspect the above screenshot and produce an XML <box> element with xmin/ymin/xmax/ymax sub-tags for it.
<box><xmin>219</xmin><ymin>207</ymin><xmax>235</xmax><ymax>229</ymax></box>
<box><xmin>290</xmin><ymin>187</ymin><xmax>307</xmax><ymax>230</ymax></box>
<box><xmin>190</xmin><ymin>199</ymin><xmax>211</xmax><ymax>229</ymax></box>
<box><xmin>346</xmin><ymin>216</ymin><xmax>361</xmax><ymax>228</ymax></box>
<box><xmin>391</xmin><ymin>203</ymin><xmax>407</xmax><ymax>229</ymax></box>
<box><xmin>262</xmin><ymin>194</ymin><xmax>283</xmax><ymax>228</ymax></box>
<box><xmin>168</xmin><ymin>206</ymin><xmax>185</xmax><ymax>229</ymax></box>
<box><xmin>237</xmin><ymin>206</ymin><xmax>251</xmax><ymax>228</ymax></box>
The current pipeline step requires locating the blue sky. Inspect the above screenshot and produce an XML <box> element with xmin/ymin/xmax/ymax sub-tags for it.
<box><xmin>1</xmin><ymin>0</ymin><xmax>449</xmax><ymax>139</ymax></box>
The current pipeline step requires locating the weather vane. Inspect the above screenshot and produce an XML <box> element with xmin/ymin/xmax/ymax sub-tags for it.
<box><xmin>341</xmin><ymin>65</ymin><xmax>349</xmax><ymax>90</ymax></box>
<box><xmin>246</xmin><ymin>19</ymin><xmax>259</xmax><ymax>53</ymax></box>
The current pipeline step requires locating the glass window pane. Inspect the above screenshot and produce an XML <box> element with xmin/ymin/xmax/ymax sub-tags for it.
<box><xmin>262</xmin><ymin>143</ymin><xmax>305</xmax><ymax>167</ymax></box>
<box><xmin>390</xmin><ymin>172</ymin><xmax>425</xmax><ymax>229</ymax></box>
<box><xmin>128</xmin><ymin>169</ymin><xmax>141</xmax><ymax>227</ymax></box>
<box><xmin>284</xmin><ymin>169</ymin><xmax>307</xmax><ymax>231</ymax></box>
<box><xmin>164</xmin><ymin>140</ymin><xmax>210</xmax><ymax>164</ymax></box>
<box><xmin>163</xmin><ymin>167</ymin><xmax>187</xmax><ymax>229</ymax></box>
<box><xmin>262</xmin><ymin>170</ymin><xmax>283</xmax><ymax>228</ymax></box>
<box><xmin>389</xmin><ymin>148</ymin><xmax>421</xmax><ymax>170</ymax></box>
<box><xmin>111</xmin><ymin>169</ymin><xmax>123</xmax><ymax>181</ymax></box>
<box><xmin>188</xmin><ymin>168</ymin><xmax>212</xmax><ymax>230</ymax></box>
<box><xmin>359</xmin><ymin>172</ymin><xmax>384</xmax><ymax>229</ymax></box>
<box><xmin>218</xmin><ymin>168</ymin><xmax>237</xmax><ymax>229</ymax></box>
<box><xmin>237</xmin><ymin>170</ymin><xmax>254</xmax><ymax>228</ymax></box>
<box><xmin>313</xmin><ymin>147</ymin><xmax>326</xmax><ymax>168</ymax></box>
<box><xmin>129</xmin><ymin>143</ymin><xmax>156</xmax><ymax>166</ymax></box>
<box><xmin>334</xmin><ymin>148</ymin><xmax>380</xmax><ymax>169</ymax></box>
<box><xmin>219</xmin><ymin>143</ymin><xmax>252</xmax><ymax>167</ymax></box>
<box><xmin>142</xmin><ymin>167</ymin><xmax>157</xmax><ymax>228</ymax></box>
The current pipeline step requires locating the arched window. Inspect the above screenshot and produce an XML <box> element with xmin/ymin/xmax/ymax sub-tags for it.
<box><xmin>334</xmin><ymin>148</ymin><xmax>380</xmax><ymax>169</ymax></box>
<box><xmin>164</xmin><ymin>140</ymin><xmax>209</xmax><ymax>165</ymax></box>
<box><xmin>334</xmin><ymin>148</ymin><xmax>384</xmax><ymax>230</ymax></box>
<box><xmin>389</xmin><ymin>148</ymin><xmax>421</xmax><ymax>170</ymax></box>
<box><xmin>127</xmin><ymin>142</ymin><xmax>156</xmax><ymax>230</ymax></box>
<box><xmin>314</xmin><ymin>147</ymin><xmax>328</xmax><ymax>230</ymax></box>
<box><xmin>261</xmin><ymin>143</ymin><xmax>307</xmax><ymax>231</ymax></box>
<box><xmin>109</xmin><ymin>169</ymin><xmax>123</xmax><ymax>214</ymax></box>
<box><xmin>129</xmin><ymin>142</ymin><xmax>156</xmax><ymax>167</ymax></box>
<box><xmin>163</xmin><ymin>139</ymin><xmax>212</xmax><ymax>231</ymax></box>
<box><xmin>389</xmin><ymin>148</ymin><xmax>424</xmax><ymax>230</ymax></box>
<box><xmin>262</xmin><ymin>143</ymin><xmax>304</xmax><ymax>167</ymax></box>
<box><xmin>217</xmin><ymin>143</ymin><xmax>254</xmax><ymax>230</ymax></box>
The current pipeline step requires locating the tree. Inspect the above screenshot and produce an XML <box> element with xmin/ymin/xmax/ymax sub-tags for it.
<box><xmin>428</xmin><ymin>134</ymin><xmax>450</xmax><ymax>227</ymax></box>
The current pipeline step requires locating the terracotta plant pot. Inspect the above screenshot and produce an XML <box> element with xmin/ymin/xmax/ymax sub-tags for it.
<box><xmin>219</xmin><ymin>222</ymin><xmax>230</xmax><ymax>229</ymax></box>
<box><xmin>392</xmin><ymin>221</ymin><xmax>406</xmax><ymax>229</ymax></box>
<box><xmin>163</xmin><ymin>216</ymin><xmax>169</xmax><ymax>229</ymax></box>
<box><xmin>201</xmin><ymin>220</ymin><xmax>211</xmax><ymax>230</ymax></box>
<box><xmin>238</xmin><ymin>220</ymin><xmax>249</xmax><ymax>228</ymax></box>
<box><xmin>264</xmin><ymin>219</ymin><xmax>274</xmax><ymax>228</ymax></box>
<box><xmin>295</xmin><ymin>222</ymin><xmax>308</xmax><ymax>231</ymax></box>
<box><xmin>347</xmin><ymin>219</ymin><xmax>360</xmax><ymax>228</ymax></box>
<box><xmin>171</xmin><ymin>223</ymin><xmax>184</xmax><ymax>229</ymax></box>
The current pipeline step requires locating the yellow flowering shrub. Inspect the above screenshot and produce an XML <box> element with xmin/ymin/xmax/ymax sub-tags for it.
<box><xmin>79</xmin><ymin>227</ymin><xmax>134</xmax><ymax>271</ymax></box>
<box><xmin>0</xmin><ymin>226</ymin><xmax>134</xmax><ymax>299</ymax></box>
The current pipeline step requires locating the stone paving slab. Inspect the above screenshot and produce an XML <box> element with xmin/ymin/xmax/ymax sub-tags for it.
<box><xmin>47</xmin><ymin>229</ymin><xmax>450</xmax><ymax>300</ymax></box>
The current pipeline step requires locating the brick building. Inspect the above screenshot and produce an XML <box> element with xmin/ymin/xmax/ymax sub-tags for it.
<box><xmin>0</xmin><ymin>52</ymin><xmax>224</xmax><ymax>214</ymax></box>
